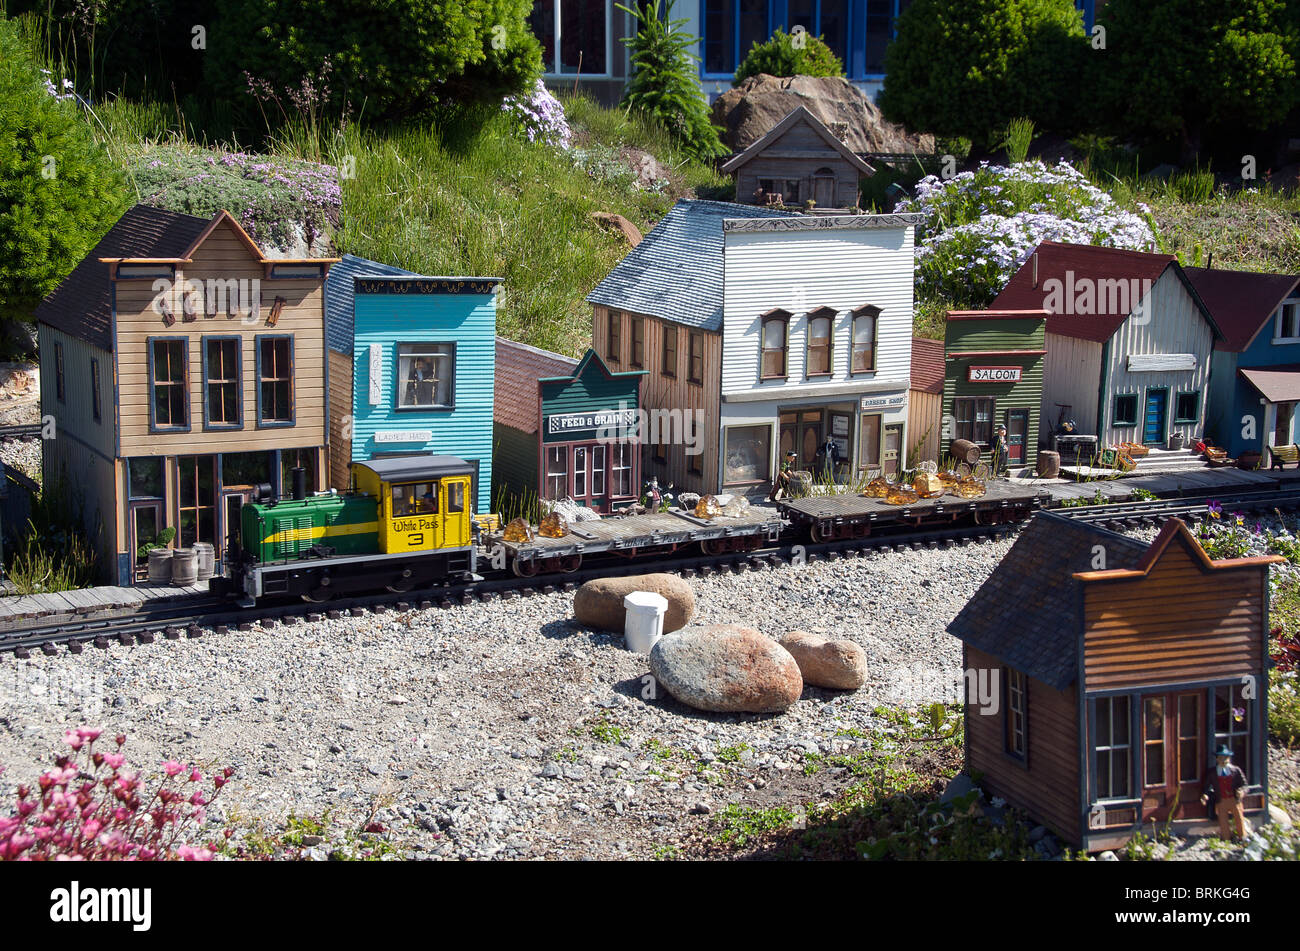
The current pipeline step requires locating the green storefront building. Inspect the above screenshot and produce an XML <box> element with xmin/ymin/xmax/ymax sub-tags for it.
<box><xmin>943</xmin><ymin>310</ymin><xmax>1048</xmax><ymax>470</ymax></box>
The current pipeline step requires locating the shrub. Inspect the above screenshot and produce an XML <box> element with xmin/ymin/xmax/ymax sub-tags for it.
<box><xmin>0</xmin><ymin>728</ymin><xmax>233</xmax><ymax>860</ymax></box>
<box><xmin>1270</xmin><ymin>670</ymin><xmax>1300</xmax><ymax>746</ymax></box>
<box><xmin>879</xmin><ymin>0</ymin><xmax>1090</xmax><ymax>146</ymax></box>
<box><xmin>617</xmin><ymin>0</ymin><xmax>727</xmax><ymax>163</ymax></box>
<box><xmin>0</xmin><ymin>16</ymin><xmax>128</xmax><ymax>326</ymax></box>
<box><xmin>897</xmin><ymin>159</ymin><xmax>1156</xmax><ymax>306</ymax></box>
<box><xmin>733</xmin><ymin>27</ymin><xmax>844</xmax><ymax>84</ymax></box>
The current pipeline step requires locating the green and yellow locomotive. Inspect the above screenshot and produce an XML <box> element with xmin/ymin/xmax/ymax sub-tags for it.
<box><xmin>226</xmin><ymin>456</ymin><xmax>478</xmax><ymax>604</ymax></box>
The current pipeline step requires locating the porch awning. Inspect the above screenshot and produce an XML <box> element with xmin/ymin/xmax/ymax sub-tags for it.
<box><xmin>1238</xmin><ymin>365</ymin><xmax>1300</xmax><ymax>404</ymax></box>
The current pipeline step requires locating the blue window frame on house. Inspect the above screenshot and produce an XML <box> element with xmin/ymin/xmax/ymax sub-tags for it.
<box><xmin>255</xmin><ymin>334</ymin><xmax>294</xmax><ymax>428</ymax></box>
<box><xmin>202</xmin><ymin>335</ymin><xmax>242</xmax><ymax>430</ymax></box>
<box><xmin>702</xmin><ymin>0</ymin><xmax>772</xmax><ymax>77</ymax></box>
<box><xmin>148</xmin><ymin>336</ymin><xmax>190</xmax><ymax>433</ymax></box>
<box><xmin>529</xmin><ymin>0</ymin><xmax>611</xmax><ymax>75</ymax></box>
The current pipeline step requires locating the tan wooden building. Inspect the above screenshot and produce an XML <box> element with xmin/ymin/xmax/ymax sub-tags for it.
<box><xmin>36</xmin><ymin>206</ymin><xmax>336</xmax><ymax>585</ymax></box>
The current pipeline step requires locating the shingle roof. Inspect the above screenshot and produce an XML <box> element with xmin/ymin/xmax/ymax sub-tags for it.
<box><xmin>323</xmin><ymin>253</ymin><xmax>417</xmax><ymax>355</ymax></box>
<box><xmin>910</xmin><ymin>336</ymin><xmax>944</xmax><ymax>394</ymax></box>
<box><xmin>720</xmin><ymin>106</ymin><xmax>875</xmax><ymax>177</ymax></box>
<box><xmin>947</xmin><ymin>512</ymin><xmax>1148</xmax><ymax>689</ymax></box>
<box><xmin>991</xmin><ymin>241</ymin><xmax>1183</xmax><ymax>344</ymax></box>
<box><xmin>35</xmin><ymin>205</ymin><xmax>211</xmax><ymax>351</ymax></box>
<box><xmin>495</xmin><ymin>337</ymin><xmax>578</xmax><ymax>434</ymax></box>
<box><xmin>1183</xmin><ymin>266</ymin><xmax>1300</xmax><ymax>353</ymax></box>
<box><xmin>586</xmin><ymin>199</ymin><xmax>794</xmax><ymax>332</ymax></box>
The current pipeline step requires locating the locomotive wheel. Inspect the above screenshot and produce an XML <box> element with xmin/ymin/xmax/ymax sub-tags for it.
<box><xmin>386</xmin><ymin>567</ymin><xmax>415</xmax><ymax>593</ymax></box>
<box><xmin>301</xmin><ymin>575</ymin><xmax>334</xmax><ymax>603</ymax></box>
<box><xmin>810</xmin><ymin>522</ymin><xmax>829</xmax><ymax>543</ymax></box>
<box><xmin>511</xmin><ymin>558</ymin><xmax>540</xmax><ymax>578</ymax></box>
<box><xmin>556</xmin><ymin>554</ymin><xmax>582</xmax><ymax>573</ymax></box>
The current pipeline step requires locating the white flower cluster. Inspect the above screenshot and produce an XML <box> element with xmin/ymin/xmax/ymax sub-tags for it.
<box><xmin>501</xmin><ymin>79</ymin><xmax>572</xmax><ymax>150</ymax></box>
<box><xmin>40</xmin><ymin>68</ymin><xmax>76</xmax><ymax>103</ymax></box>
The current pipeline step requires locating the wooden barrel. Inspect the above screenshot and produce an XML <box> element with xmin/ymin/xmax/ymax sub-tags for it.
<box><xmin>171</xmin><ymin>548</ymin><xmax>198</xmax><ymax>587</ymax></box>
<box><xmin>147</xmin><ymin>548</ymin><xmax>172</xmax><ymax>584</ymax></box>
<box><xmin>192</xmin><ymin>542</ymin><xmax>215</xmax><ymax>581</ymax></box>
<box><xmin>950</xmin><ymin>439</ymin><xmax>982</xmax><ymax>465</ymax></box>
<box><xmin>1036</xmin><ymin>450</ymin><xmax>1061</xmax><ymax>479</ymax></box>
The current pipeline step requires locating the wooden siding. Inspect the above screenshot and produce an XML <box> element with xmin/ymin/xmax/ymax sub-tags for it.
<box><xmin>115</xmin><ymin>218</ymin><xmax>327</xmax><ymax>456</ymax></box>
<box><xmin>966</xmin><ymin>645</ymin><xmax>1082</xmax><ymax>844</ymax></box>
<box><xmin>39</xmin><ymin>417</ymin><xmax>118</xmax><ymax>583</ymax></box>
<box><xmin>1101</xmin><ymin>270</ymin><xmax>1213</xmax><ymax>447</ymax></box>
<box><xmin>492</xmin><ymin>422</ymin><xmax>539</xmax><ymax>505</ymax></box>
<box><xmin>907</xmin><ymin>388</ymin><xmax>941</xmax><ymax>465</ymax></box>
<box><xmin>1082</xmin><ymin>542</ymin><xmax>1265</xmax><ymax>689</ymax></box>
<box><xmin>1041</xmin><ymin>332</ymin><xmax>1103</xmax><ymax>438</ymax></box>
<box><xmin>733</xmin><ymin>121</ymin><xmax>862</xmax><ymax>208</ymax></box>
<box><xmin>944</xmin><ymin>318</ymin><xmax>1045</xmax><ymax>465</ymax></box>
<box><xmin>39</xmin><ymin>325</ymin><xmax>116</xmax><ymax>462</ymax></box>
<box><xmin>327</xmin><ymin>350</ymin><xmax>353</xmax><ymax>490</ymax></box>
<box><xmin>593</xmin><ymin>305</ymin><xmax>721</xmax><ymax>494</ymax></box>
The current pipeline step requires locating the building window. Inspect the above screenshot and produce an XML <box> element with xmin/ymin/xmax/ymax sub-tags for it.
<box><xmin>1113</xmin><ymin>393</ymin><xmax>1139</xmax><ymax>427</ymax></box>
<box><xmin>952</xmin><ymin>397</ymin><xmax>994</xmax><ymax>445</ymax></box>
<box><xmin>221</xmin><ymin>451</ymin><xmax>272</xmax><ymax>488</ymax></box>
<box><xmin>256</xmin><ymin>336</ymin><xmax>293</xmax><ymax>425</ymax></box>
<box><xmin>630</xmin><ymin>316</ymin><xmax>645</xmax><ymax>368</ymax></box>
<box><xmin>546</xmin><ymin>445</ymin><xmax>567</xmax><ymax>500</ymax></box>
<box><xmin>529</xmin><ymin>0</ymin><xmax>608</xmax><ymax>75</ymax></box>
<box><xmin>1276</xmin><ymin>299</ymin><xmax>1300</xmax><ymax>340</ymax></box>
<box><xmin>662</xmin><ymin>324</ymin><xmax>678</xmax><ymax>378</ymax></box>
<box><xmin>788</xmin><ymin>0</ymin><xmax>850</xmax><ymax>64</ymax></box>
<box><xmin>1174</xmin><ymin>391</ymin><xmax>1199</xmax><ymax>424</ymax></box>
<box><xmin>573</xmin><ymin>446</ymin><xmax>588</xmax><ymax>497</ymax></box>
<box><xmin>806</xmin><ymin>308</ymin><xmax>835</xmax><ymax>377</ymax></box>
<box><xmin>761</xmin><ymin>310</ymin><xmax>789</xmax><ymax>379</ymax></box>
<box><xmin>757</xmin><ymin>178</ymin><xmax>800</xmax><ymax>203</ymax></box>
<box><xmin>177</xmin><ymin>455</ymin><xmax>216</xmax><ymax>548</ymax></box>
<box><xmin>590</xmin><ymin>444</ymin><xmax>606</xmax><ymax>497</ymax></box>
<box><xmin>703</xmin><ymin>0</ymin><xmax>770</xmax><ymax>75</ymax></box>
<box><xmin>724</xmin><ymin>425</ymin><xmax>772</xmax><ymax>486</ymax></box>
<box><xmin>688</xmin><ymin>331</ymin><xmax>704</xmax><ymax>385</ymax></box>
<box><xmin>611</xmin><ymin>442</ymin><xmax>634</xmax><ymax>497</ymax></box>
<box><xmin>1094</xmin><ymin>695</ymin><xmax>1132</xmax><ymax>801</ymax></box>
<box><xmin>606</xmin><ymin>310</ymin><xmax>622</xmax><ymax>364</ymax></box>
<box><xmin>851</xmin><ymin>305</ymin><xmax>879</xmax><ymax>373</ymax></box>
<box><xmin>1214</xmin><ymin>684</ymin><xmax>1252</xmax><ymax>781</ymax></box>
<box><xmin>127</xmin><ymin>457</ymin><xmax>164</xmax><ymax>498</ymax></box>
<box><xmin>54</xmin><ymin>342</ymin><xmax>65</xmax><ymax>402</ymax></box>
<box><xmin>279</xmin><ymin>449</ymin><xmax>317</xmax><ymax>497</ymax></box>
<box><xmin>396</xmin><ymin>342</ymin><xmax>454</xmax><ymax>409</ymax></box>
<box><xmin>90</xmin><ymin>358</ymin><xmax>102</xmax><ymax>423</ymax></box>
<box><xmin>203</xmin><ymin>337</ymin><xmax>241</xmax><ymax>428</ymax></box>
<box><xmin>1004</xmin><ymin>669</ymin><xmax>1027</xmax><ymax>760</ymax></box>
<box><xmin>149</xmin><ymin>337</ymin><xmax>188</xmax><ymax>430</ymax></box>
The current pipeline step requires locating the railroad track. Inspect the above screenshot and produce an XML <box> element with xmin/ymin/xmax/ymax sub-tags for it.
<box><xmin>1057</xmin><ymin>488</ymin><xmax>1300</xmax><ymax>526</ymax></box>
<box><xmin>0</xmin><ymin>423</ymin><xmax>41</xmax><ymax>440</ymax></box>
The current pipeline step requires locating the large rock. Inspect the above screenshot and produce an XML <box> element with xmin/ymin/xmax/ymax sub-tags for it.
<box><xmin>573</xmin><ymin>573</ymin><xmax>695</xmax><ymax>634</ymax></box>
<box><xmin>778</xmin><ymin>630</ymin><xmax>867</xmax><ymax>690</ymax></box>
<box><xmin>648</xmin><ymin>624</ymin><xmax>803</xmax><ymax>713</ymax></box>
<box><xmin>712</xmin><ymin>74</ymin><xmax>934</xmax><ymax>156</ymax></box>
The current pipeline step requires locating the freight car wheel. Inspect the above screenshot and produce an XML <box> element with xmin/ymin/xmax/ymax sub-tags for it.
<box><xmin>511</xmin><ymin>558</ymin><xmax>540</xmax><ymax>578</ymax></box>
<box><xmin>810</xmin><ymin>521</ymin><xmax>829</xmax><ymax>543</ymax></box>
<box><xmin>556</xmin><ymin>554</ymin><xmax>582</xmax><ymax>573</ymax></box>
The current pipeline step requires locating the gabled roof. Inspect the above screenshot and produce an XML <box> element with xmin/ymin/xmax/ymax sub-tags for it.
<box><xmin>720</xmin><ymin>105</ymin><xmax>875</xmax><ymax>178</ymax></box>
<box><xmin>947</xmin><ymin>513</ymin><xmax>1148</xmax><ymax>689</ymax></box>
<box><xmin>494</xmin><ymin>337</ymin><xmax>578</xmax><ymax>434</ymax></box>
<box><xmin>1183</xmin><ymin>266</ymin><xmax>1300</xmax><ymax>353</ymax></box>
<box><xmin>36</xmin><ymin>205</ymin><xmax>211</xmax><ymax>351</ymax></box>
<box><xmin>323</xmin><ymin>253</ymin><xmax>417</xmax><ymax>355</ymax></box>
<box><xmin>586</xmin><ymin>199</ymin><xmax>795</xmax><ymax>332</ymax></box>
<box><xmin>910</xmin><ymin>337</ymin><xmax>944</xmax><ymax>395</ymax></box>
<box><xmin>1072</xmin><ymin>517</ymin><xmax>1283</xmax><ymax>582</ymax></box>
<box><xmin>991</xmin><ymin>241</ymin><xmax>1215</xmax><ymax>344</ymax></box>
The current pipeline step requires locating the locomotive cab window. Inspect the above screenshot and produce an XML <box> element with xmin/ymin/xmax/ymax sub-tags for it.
<box><xmin>446</xmin><ymin>480</ymin><xmax>466</xmax><ymax>513</ymax></box>
<box><xmin>392</xmin><ymin>482</ymin><xmax>438</xmax><ymax>516</ymax></box>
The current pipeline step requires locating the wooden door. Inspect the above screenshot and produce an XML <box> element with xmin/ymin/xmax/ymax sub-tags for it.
<box><xmin>859</xmin><ymin>413</ymin><xmax>881</xmax><ymax>476</ymax></box>
<box><xmin>1141</xmin><ymin>691</ymin><xmax>1205</xmax><ymax>822</ymax></box>
<box><xmin>883</xmin><ymin>424</ymin><xmax>903</xmax><ymax>478</ymax></box>
<box><xmin>814</xmin><ymin>171</ymin><xmax>834</xmax><ymax>207</ymax></box>
<box><xmin>780</xmin><ymin>410</ymin><xmax>823</xmax><ymax>470</ymax></box>
<box><xmin>1143</xmin><ymin>388</ymin><xmax>1167</xmax><ymax>445</ymax></box>
<box><xmin>441</xmin><ymin>478</ymin><xmax>470</xmax><ymax>547</ymax></box>
<box><xmin>130</xmin><ymin>502</ymin><xmax>163</xmax><ymax>582</ymax></box>
<box><xmin>1006</xmin><ymin>408</ymin><xmax>1029</xmax><ymax>465</ymax></box>
<box><xmin>569</xmin><ymin>443</ymin><xmax>607</xmax><ymax>511</ymax></box>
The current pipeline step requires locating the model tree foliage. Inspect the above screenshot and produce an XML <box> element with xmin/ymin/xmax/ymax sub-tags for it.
<box><xmin>617</xmin><ymin>0</ymin><xmax>726</xmax><ymax>162</ymax></box>
<box><xmin>1097</xmin><ymin>0</ymin><xmax>1300</xmax><ymax>159</ymax></box>
<box><xmin>206</xmin><ymin>0</ymin><xmax>543</xmax><ymax>123</ymax></box>
<box><xmin>878</xmin><ymin>0</ymin><xmax>1089</xmax><ymax>146</ymax></box>
<box><xmin>733</xmin><ymin>27</ymin><xmax>845</xmax><ymax>85</ymax></box>
<box><xmin>0</xmin><ymin>17</ymin><xmax>126</xmax><ymax>328</ymax></box>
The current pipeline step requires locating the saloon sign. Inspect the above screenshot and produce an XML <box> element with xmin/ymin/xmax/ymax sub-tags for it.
<box><xmin>968</xmin><ymin>366</ymin><xmax>1022</xmax><ymax>383</ymax></box>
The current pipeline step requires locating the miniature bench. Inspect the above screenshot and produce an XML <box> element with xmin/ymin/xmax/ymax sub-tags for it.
<box><xmin>1269</xmin><ymin>443</ymin><xmax>1300</xmax><ymax>469</ymax></box>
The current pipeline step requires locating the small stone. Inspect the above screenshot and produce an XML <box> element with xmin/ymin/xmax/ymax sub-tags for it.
<box><xmin>541</xmin><ymin>762</ymin><xmax>562</xmax><ymax>779</ymax></box>
<box><xmin>301</xmin><ymin>835</ymin><xmax>323</xmax><ymax>847</ymax></box>
<box><xmin>689</xmin><ymin>802</ymin><xmax>712</xmax><ymax>815</ymax></box>
<box><xmin>1098</xmin><ymin>850</ymin><xmax>1118</xmax><ymax>861</ymax></box>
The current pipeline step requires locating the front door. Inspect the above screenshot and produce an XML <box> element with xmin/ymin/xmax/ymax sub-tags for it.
<box><xmin>1276</xmin><ymin>402</ymin><xmax>1295</xmax><ymax>446</ymax></box>
<box><xmin>814</xmin><ymin>172</ymin><xmax>835</xmax><ymax>207</ymax></box>
<box><xmin>569</xmin><ymin>444</ymin><xmax>609</xmax><ymax>511</ymax></box>
<box><xmin>883</xmin><ymin>424</ymin><xmax>903</xmax><ymax>478</ymax></box>
<box><xmin>441</xmin><ymin>478</ymin><xmax>470</xmax><ymax>547</ymax></box>
<box><xmin>1006</xmin><ymin>409</ymin><xmax>1029</xmax><ymax>465</ymax></box>
<box><xmin>1141</xmin><ymin>692</ymin><xmax>1205</xmax><ymax>823</ymax></box>
<box><xmin>859</xmin><ymin>413</ymin><xmax>881</xmax><ymax>477</ymax></box>
<box><xmin>221</xmin><ymin>492</ymin><xmax>253</xmax><ymax>564</ymax></box>
<box><xmin>1143</xmin><ymin>389</ymin><xmax>1168</xmax><ymax>445</ymax></box>
<box><xmin>779</xmin><ymin>410</ymin><xmax>824</xmax><ymax>471</ymax></box>
<box><xmin>130</xmin><ymin>502</ymin><xmax>163</xmax><ymax>582</ymax></box>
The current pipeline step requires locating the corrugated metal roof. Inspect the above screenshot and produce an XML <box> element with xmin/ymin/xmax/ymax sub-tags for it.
<box><xmin>495</xmin><ymin>337</ymin><xmax>578</xmax><ymax>434</ymax></box>
<box><xmin>586</xmin><ymin>199</ymin><xmax>795</xmax><ymax>332</ymax></box>
<box><xmin>323</xmin><ymin>253</ymin><xmax>416</xmax><ymax>355</ymax></box>
<box><xmin>1184</xmin><ymin>266</ymin><xmax>1300</xmax><ymax>353</ymax></box>
<box><xmin>910</xmin><ymin>336</ymin><xmax>944</xmax><ymax>394</ymax></box>
<box><xmin>35</xmin><ymin>205</ymin><xmax>211</xmax><ymax>352</ymax></box>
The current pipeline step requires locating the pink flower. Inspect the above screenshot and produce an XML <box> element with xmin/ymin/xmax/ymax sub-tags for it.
<box><xmin>77</xmin><ymin>728</ymin><xmax>103</xmax><ymax>743</ymax></box>
<box><xmin>104</xmin><ymin>753</ymin><xmax>124</xmax><ymax>770</ymax></box>
<box><xmin>161</xmin><ymin>760</ymin><xmax>185</xmax><ymax>777</ymax></box>
<box><xmin>63</xmin><ymin>730</ymin><xmax>84</xmax><ymax>750</ymax></box>
<box><xmin>83</xmin><ymin>819</ymin><xmax>101</xmax><ymax>839</ymax></box>
<box><xmin>189</xmin><ymin>768</ymin><xmax>202</xmax><ymax>783</ymax></box>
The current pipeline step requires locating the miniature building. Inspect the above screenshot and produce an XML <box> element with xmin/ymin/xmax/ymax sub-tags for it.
<box><xmin>1184</xmin><ymin>266</ymin><xmax>1300</xmax><ymax>459</ymax></box>
<box><xmin>721</xmin><ymin>106</ymin><xmax>874</xmax><ymax>210</ymax></box>
<box><xmin>948</xmin><ymin>512</ymin><xmax>1279</xmax><ymax>851</ymax></box>
<box><xmin>36</xmin><ymin>206</ymin><xmax>338</xmax><ymax>585</ymax></box>
<box><xmin>992</xmin><ymin>242</ymin><xmax>1220</xmax><ymax>449</ymax></box>
<box><xmin>588</xmin><ymin>199</ymin><xmax>919</xmax><ymax>495</ymax></box>
<box><xmin>908</xmin><ymin>336</ymin><xmax>944</xmax><ymax>464</ymax></box>
<box><xmin>323</xmin><ymin>253</ymin><xmax>498</xmax><ymax>513</ymax></box>
<box><xmin>493</xmin><ymin>341</ymin><xmax>644</xmax><ymax>513</ymax></box>
<box><xmin>942</xmin><ymin>310</ymin><xmax>1048</xmax><ymax>468</ymax></box>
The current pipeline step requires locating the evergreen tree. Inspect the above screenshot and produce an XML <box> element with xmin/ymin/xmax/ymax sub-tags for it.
<box><xmin>733</xmin><ymin>27</ymin><xmax>844</xmax><ymax>85</ymax></box>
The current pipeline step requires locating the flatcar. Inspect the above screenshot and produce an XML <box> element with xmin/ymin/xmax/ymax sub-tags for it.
<box><xmin>223</xmin><ymin>455</ymin><xmax>478</xmax><ymax>605</ymax></box>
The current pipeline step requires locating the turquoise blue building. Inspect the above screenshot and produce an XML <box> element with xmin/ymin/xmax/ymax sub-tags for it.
<box><xmin>324</xmin><ymin>254</ymin><xmax>499</xmax><ymax>512</ymax></box>
<box><xmin>1187</xmin><ymin>267</ymin><xmax>1300</xmax><ymax>459</ymax></box>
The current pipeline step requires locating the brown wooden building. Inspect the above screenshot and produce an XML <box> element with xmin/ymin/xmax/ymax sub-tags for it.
<box><xmin>721</xmin><ymin>106</ymin><xmax>875</xmax><ymax>210</ymax></box>
<box><xmin>948</xmin><ymin>512</ymin><xmax>1280</xmax><ymax>851</ymax></box>
<box><xmin>36</xmin><ymin>206</ymin><xmax>337</xmax><ymax>585</ymax></box>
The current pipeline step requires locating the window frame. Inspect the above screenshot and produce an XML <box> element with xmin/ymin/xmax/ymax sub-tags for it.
<box><xmin>1113</xmin><ymin>393</ymin><xmax>1139</xmax><ymax>428</ymax></box>
<box><xmin>90</xmin><ymin>357</ymin><xmax>102</xmax><ymax>423</ymax></box>
<box><xmin>201</xmin><ymin>335</ymin><xmax>242</xmax><ymax>430</ymax></box>
<box><xmin>722</xmin><ymin>423</ymin><xmax>773</xmax><ymax>488</ymax></box>
<box><xmin>532</xmin><ymin>0</ymin><xmax>614</xmax><ymax>78</ymax></box>
<box><xmin>394</xmin><ymin>341</ymin><xmax>456</xmax><ymax>412</ymax></box>
<box><xmin>54</xmin><ymin>342</ymin><xmax>66</xmax><ymax>403</ymax></box>
<box><xmin>701</xmin><ymin>0</ymin><xmax>773</xmax><ymax>79</ymax></box>
<box><xmin>545</xmin><ymin>445</ymin><xmax>568</xmax><ymax>501</ymax></box>
<box><xmin>1004</xmin><ymin>668</ymin><xmax>1028</xmax><ymax>762</ymax></box>
<box><xmin>688</xmin><ymin>331</ymin><xmax>705</xmax><ymax>386</ymax></box>
<box><xmin>805</xmin><ymin>306</ymin><xmax>836</xmax><ymax>378</ymax></box>
<box><xmin>951</xmin><ymin>396</ymin><xmax>995</xmax><ymax>445</ymax></box>
<box><xmin>606</xmin><ymin>310</ymin><xmax>622</xmax><ymax>364</ymax></box>
<box><xmin>661</xmin><ymin>324</ymin><xmax>678</xmax><ymax>379</ymax></box>
<box><xmin>1274</xmin><ymin>298</ymin><xmax>1300</xmax><ymax>342</ymax></box>
<box><xmin>147</xmin><ymin>336</ymin><xmax>190</xmax><ymax>433</ymax></box>
<box><xmin>255</xmin><ymin>334</ymin><xmax>295</xmax><ymax>429</ymax></box>
<box><xmin>1174</xmin><ymin>390</ymin><xmax>1200</xmax><ymax>424</ymax></box>
<box><xmin>629</xmin><ymin>315</ymin><xmax>645</xmax><ymax>369</ymax></box>
<box><xmin>849</xmin><ymin>305</ymin><xmax>880</xmax><ymax>375</ymax></box>
<box><xmin>611</xmin><ymin>441</ymin><xmax>635</xmax><ymax>498</ymax></box>
<box><xmin>760</xmin><ymin>309</ymin><xmax>790</xmax><ymax>381</ymax></box>
<box><xmin>1092</xmin><ymin>695</ymin><xmax>1133</xmax><ymax>803</ymax></box>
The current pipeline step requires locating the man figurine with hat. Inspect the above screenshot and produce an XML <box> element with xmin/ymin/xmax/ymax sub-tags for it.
<box><xmin>1200</xmin><ymin>745</ymin><xmax>1248</xmax><ymax>841</ymax></box>
<box><xmin>992</xmin><ymin>423</ymin><xmax>1010</xmax><ymax>476</ymax></box>
<box><xmin>769</xmin><ymin>450</ymin><xmax>799</xmax><ymax>502</ymax></box>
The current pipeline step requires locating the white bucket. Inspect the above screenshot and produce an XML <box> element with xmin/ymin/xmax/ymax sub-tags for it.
<box><xmin>623</xmin><ymin>591</ymin><xmax>668</xmax><ymax>653</ymax></box>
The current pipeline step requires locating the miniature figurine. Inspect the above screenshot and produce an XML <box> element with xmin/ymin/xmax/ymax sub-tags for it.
<box><xmin>1200</xmin><ymin>745</ymin><xmax>1248</xmax><ymax>841</ymax></box>
<box><xmin>818</xmin><ymin>434</ymin><xmax>841</xmax><ymax>483</ymax></box>
<box><xmin>769</xmin><ymin>450</ymin><xmax>798</xmax><ymax>501</ymax></box>
<box><xmin>991</xmin><ymin>424</ymin><xmax>1009</xmax><ymax>475</ymax></box>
